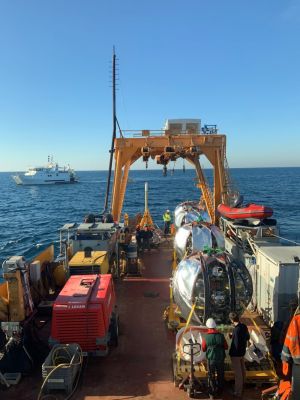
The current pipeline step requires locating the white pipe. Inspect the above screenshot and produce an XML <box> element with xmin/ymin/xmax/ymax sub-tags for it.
<box><xmin>145</xmin><ymin>182</ymin><xmax>148</xmax><ymax>211</ymax></box>
<box><xmin>59</xmin><ymin>230</ymin><xmax>62</xmax><ymax>255</ymax></box>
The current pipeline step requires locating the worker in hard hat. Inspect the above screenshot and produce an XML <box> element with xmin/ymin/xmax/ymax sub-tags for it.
<box><xmin>143</xmin><ymin>225</ymin><xmax>153</xmax><ymax>251</ymax></box>
<box><xmin>138</xmin><ymin>225</ymin><xmax>148</xmax><ymax>253</ymax></box>
<box><xmin>135</xmin><ymin>225</ymin><xmax>142</xmax><ymax>252</ymax></box>
<box><xmin>163</xmin><ymin>209</ymin><xmax>171</xmax><ymax>235</ymax></box>
<box><xmin>202</xmin><ymin>318</ymin><xmax>228</xmax><ymax>399</ymax></box>
<box><xmin>281</xmin><ymin>301</ymin><xmax>300</xmax><ymax>399</ymax></box>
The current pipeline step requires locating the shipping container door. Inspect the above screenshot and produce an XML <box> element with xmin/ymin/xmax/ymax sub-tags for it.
<box><xmin>258</xmin><ymin>254</ymin><xmax>271</xmax><ymax>324</ymax></box>
<box><xmin>278</xmin><ymin>263</ymin><xmax>300</xmax><ymax>322</ymax></box>
<box><xmin>268</xmin><ymin>263</ymin><xmax>279</xmax><ymax>325</ymax></box>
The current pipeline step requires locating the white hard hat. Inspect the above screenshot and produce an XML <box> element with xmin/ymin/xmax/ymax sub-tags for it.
<box><xmin>206</xmin><ymin>318</ymin><xmax>217</xmax><ymax>329</ymax></box>
<box><xmin>166</xmin><ymin>209</ymin><xmax>170</xmax><ymax>212</ymax></box>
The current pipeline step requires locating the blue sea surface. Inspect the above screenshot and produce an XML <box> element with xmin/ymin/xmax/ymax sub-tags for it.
<box><xmin>0</xmin><ymin>168</ymin><xmax>300</xmax><ymax>267</ymax></box>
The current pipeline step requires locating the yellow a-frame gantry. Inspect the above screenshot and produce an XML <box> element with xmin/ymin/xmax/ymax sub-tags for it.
<box><xmin>111</xmin><ymin>129</ymin><xmax>228</xmax><ymax>223</ymax></box>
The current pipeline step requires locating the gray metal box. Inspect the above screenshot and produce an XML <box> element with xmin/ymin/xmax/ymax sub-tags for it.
<box><xmin>42</xmin><ymin>344</ymin><xmax>81</xmax><ymax>394</ymax></box>
<box><xmin>255</xmin><ymin>246</ymin><xmax>300</xmax><ymax>325</ymax></box>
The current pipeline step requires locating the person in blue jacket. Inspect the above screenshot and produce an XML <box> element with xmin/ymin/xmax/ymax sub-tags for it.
<box><xmin>229</xmin><ymin>312</ymin><xmax>250</xmax><ymax>398</ymax></box>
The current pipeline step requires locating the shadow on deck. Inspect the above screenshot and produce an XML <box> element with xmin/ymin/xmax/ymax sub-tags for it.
<box><xmin>4</xmin><ymin>247</ymin><xmax>263</xmax><ymax>400</ymax></box>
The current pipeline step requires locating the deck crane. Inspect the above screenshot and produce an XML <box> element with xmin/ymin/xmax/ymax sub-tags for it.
<box><xmin>105</xmin><ymin>52</ymin><xmax>236</xmax><ymax>224</ymax></box>
<box><xmin>110</xmin><ymin>123</ymin><xmax>232</xmax><ymax>224</ymax></box>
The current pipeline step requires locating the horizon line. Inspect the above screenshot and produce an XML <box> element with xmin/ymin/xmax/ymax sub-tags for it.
<box><xmin>1</xmin><ymin>166</ymin><xmax>300</xmax><ymax>173</ymax></box>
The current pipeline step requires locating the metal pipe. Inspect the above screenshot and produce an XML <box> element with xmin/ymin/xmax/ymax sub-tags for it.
<box><xmin>103</xmin><ymin>47</ymin><xmax>117</xmax><ymax>213</ymax></box>
<box><xmin>64</xmin><ymin>241</ymin><xmax>69</xmax><ymax>278</ymax></box>
<box><xmin>145</xmin><ymin>182</ymin><xmax>148</xmax><ymax>211</ymax></box>
<box><xmin>59</xmin><ymin>230</ymin><xmax>62</xmax><ymax>255</ymax></box>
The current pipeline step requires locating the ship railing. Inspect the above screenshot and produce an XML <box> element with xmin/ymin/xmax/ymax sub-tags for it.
<box><xmin>120</xmin><ymin>129</ymin><xmax>217</xmax><ymax>138</ymax></box>
<box><xmin>120</xmin><ymin>130</ymin><xmax>164</xmax><ymax>138</ymax></box>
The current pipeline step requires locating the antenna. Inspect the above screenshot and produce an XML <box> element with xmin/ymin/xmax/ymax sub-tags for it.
<box><xmin>103</xmin><ymin>47</ymin><xmax>117</xmax><ymax>214</ymax></box>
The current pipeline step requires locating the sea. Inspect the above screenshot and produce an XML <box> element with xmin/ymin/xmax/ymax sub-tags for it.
<box><xmin>0</xmin><ymin>168</ymin><xmax>300</xmax><ymax>270</ymax></box>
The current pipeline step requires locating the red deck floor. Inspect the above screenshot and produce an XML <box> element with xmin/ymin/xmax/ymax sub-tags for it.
<box><xmin>5</xmin><ymin>246</ymin><xmax>265</xmax><ymax>400</ymax></box>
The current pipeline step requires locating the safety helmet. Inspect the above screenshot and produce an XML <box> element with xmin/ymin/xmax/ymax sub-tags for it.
<box><xmin>166</xmin><ymin>209</ymin><xmax>170</xmax><ymax>213</ymax></box>
<box><xmin>206</xmin><ymin>318</ymin><xmax>217</xmax><ymax>329</ymax></box>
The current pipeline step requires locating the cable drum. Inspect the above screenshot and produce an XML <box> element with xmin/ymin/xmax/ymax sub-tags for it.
<box><xmin>126</xmin><ymin>244</ymin><xmax>137</xmax><ymax>259</ymax></box>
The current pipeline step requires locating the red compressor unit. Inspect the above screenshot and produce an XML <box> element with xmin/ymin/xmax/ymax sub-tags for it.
<box><xmin>50</xmin><ymin>274</ymin><xmax>118</xmax><ymax>355</ymax></box>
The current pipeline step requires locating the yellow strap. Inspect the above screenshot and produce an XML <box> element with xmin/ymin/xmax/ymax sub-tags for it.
<box><xmin>184</xmin><ymin>303</ymin><xmax>196</xmax><ymax>333</ymax></box>
<box><xmin>177</xmin><ymin>303</ymin><xmax>197</xmax><ymax>370</ymax></box>
<box><xmin>250</xmin><ymin>316</ymin><xmax>259</xmax><ymax>331</ymax></box>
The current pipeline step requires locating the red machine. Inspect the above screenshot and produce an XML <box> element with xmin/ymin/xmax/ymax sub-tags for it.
<box><xmin>50</xmin><ymin>274</ymin><xmax>118</xmax><ymax>355</ymax></box>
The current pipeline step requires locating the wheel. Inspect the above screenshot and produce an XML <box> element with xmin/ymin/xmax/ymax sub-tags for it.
<box><xmin>109</xmin><ymin>312</ymin><xmax>119</xmax><ymax>346</ymax></box>
<box><xmin>187</xmin><ymin>386</ymin><xmax>195</xmax><ymax>398</ymax></box>
<box><xmin>42</xmin><ymin>387</ymin><xmax>50</xmax><ymax>395</ymax></box>
<box><xmin>172</xmin><ymin>353</ymin><xmax>181</xmax><ymax>387</ymax></box>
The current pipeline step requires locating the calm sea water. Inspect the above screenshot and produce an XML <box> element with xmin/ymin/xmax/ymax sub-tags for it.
<box><xmin>0</xmin><ymin>168</ymin><xmax>300</xmax><ymax>266</ymax></box>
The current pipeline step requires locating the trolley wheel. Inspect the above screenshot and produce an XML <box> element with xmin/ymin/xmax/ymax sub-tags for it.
<box><xmin>187</xmin><ymin>386</ymin><xmax>195</xmax><ymax>398</ymax></box>
<box><xmin>109</xmin><ymin>312</ymin><xmax>119</xmax><ymax>347</ymax></box>
<box><xmin>172</xmin><ymin>353</ymin><xmax>181</xmax><ymax>387</ymax></box>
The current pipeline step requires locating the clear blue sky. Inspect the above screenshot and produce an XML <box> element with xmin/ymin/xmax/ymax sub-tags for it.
<box><xmin>1</xmin><ymin>0</ymin><xmax>300</xmax><ymax>171</ymax></box>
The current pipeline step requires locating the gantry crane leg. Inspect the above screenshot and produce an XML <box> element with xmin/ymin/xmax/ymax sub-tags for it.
<box><xmin>117</xmin><ymin>160</ymin><xmax>130</xmax><ymax>220</ymax></box>
<box><xmin>185</xmin><ymin>155</ymin><xmax>215</xmax><ymax>223</ymax></box>
<box><xmin>111</xmin><ymin>147</ymin><xmax>139</xmax><ymax>221</ymax></box>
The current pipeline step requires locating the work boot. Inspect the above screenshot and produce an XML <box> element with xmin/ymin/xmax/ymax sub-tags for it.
<box><xmin>230</xmin><ymin>389</ymin><xmax>242</xmax><ymax>398</ymax></box>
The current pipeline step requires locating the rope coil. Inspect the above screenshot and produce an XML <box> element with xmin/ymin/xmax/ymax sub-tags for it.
<box><xmin>38</xmin><ymin>344</ymin><xmax>83</xmax><ymax>400</ymax></box>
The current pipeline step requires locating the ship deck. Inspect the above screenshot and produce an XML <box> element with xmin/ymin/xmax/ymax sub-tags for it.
<box><xmin>6</xmin><ymin>243</ymin><xmax>269</xmax><ymax>400</ymax></box>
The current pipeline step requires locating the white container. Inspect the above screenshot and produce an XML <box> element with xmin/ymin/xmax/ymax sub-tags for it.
<box><xmin>255</xmin><ymin>245</ymin><xmax>300</xmax><ymax>325</ymax></box>
<box><xmin>164</xmin><ymin>119</ymin><xmax>201</xmax><ymax>135</ymax></box>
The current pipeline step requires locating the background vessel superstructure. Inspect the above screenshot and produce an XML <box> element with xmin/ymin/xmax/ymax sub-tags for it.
<box><xmin>12</xmin><ymin>158</ymin><xmax>77</xmax><ymax>185</ymax></box>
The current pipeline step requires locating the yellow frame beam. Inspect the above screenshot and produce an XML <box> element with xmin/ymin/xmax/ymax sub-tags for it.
<box><xmin>111</xmin><ymin>133</ymin><xmax>227</xmax><ymax>222</ymax></box>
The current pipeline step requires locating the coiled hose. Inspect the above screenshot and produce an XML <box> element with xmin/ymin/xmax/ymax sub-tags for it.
<box><xmin>37</xmin><ymin>344</ymin><xmax>83</xmax><ymax>400</ymax></box>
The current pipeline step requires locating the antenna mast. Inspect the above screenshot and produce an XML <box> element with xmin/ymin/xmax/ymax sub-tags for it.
<box><xmin>103</xmin><ymin>47</ymin><xmax>117</xmax><ymax>213</ymax></box>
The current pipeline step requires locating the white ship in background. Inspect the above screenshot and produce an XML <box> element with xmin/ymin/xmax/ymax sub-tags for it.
<box><xmin>12</xmin><ymin>157</ymin><xmax>78</xmax><ymax>185</ymax></box>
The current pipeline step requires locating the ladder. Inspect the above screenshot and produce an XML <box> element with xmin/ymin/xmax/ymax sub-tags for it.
<box><xmin>196</xmin><ymin>167</ymin><xmax>215</xmax><ymax>223</ymax></box>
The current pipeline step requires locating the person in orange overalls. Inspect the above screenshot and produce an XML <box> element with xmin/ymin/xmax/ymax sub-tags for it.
<box><xmin>281</xmin><ymin>304</ymin><xmax>300</xmax><ymax>399</ymax></box>
<box><xmin>261</xmin><ymin>380</ymin><xmax>291</xmax><ymax>400</ymax></box>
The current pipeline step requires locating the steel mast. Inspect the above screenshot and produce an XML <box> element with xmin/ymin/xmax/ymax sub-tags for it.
<box><xmin>103</xmin><ymin>47</ymin><xmax>117</xmax><ymax>214</ymax></box>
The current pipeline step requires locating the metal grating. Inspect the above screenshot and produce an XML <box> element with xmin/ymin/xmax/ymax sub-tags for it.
<box><xmin>69</xmin><ymin>266</ymin><xmax>101</xmax><ymax>275</ymax></box>
<box><xmin>53</xmin><ymin>310</ymin><xmax>106</xmax><ymax>350</ymax></box>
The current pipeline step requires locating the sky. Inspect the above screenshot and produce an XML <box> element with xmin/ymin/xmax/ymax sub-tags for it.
<box><xmin>0</xmin><ymin>0</ymin><xmax>300</xmax><ymax>171</ymax></box>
